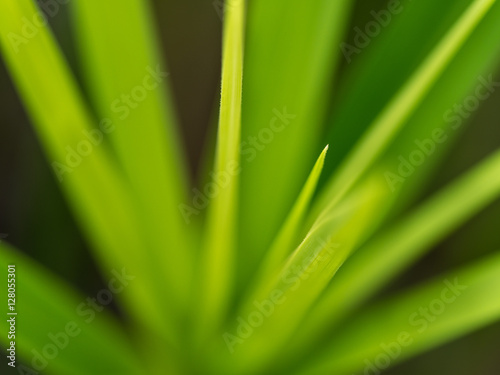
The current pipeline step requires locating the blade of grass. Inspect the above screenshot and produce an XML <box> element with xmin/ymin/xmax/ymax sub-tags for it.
<box><xmin>298</xmin><ymin>251</ymin><xmax>500</xmax><ymax>375</ymax></box>
<box><xmin>312</xmin><ymin>2</ymin><xmax>500</xmax><ymax>279</ymax></box>
<box><xmin>286</xmin><ymin>147</ymin><xmax>500</xmax><ymax>364</ymax></box>
<box><xmin>377</xmin><ymin>0</ymin><xmax>500</xmax><ymax>215</ymax></box>
<box><xmin>321</xmin><ymin>0</ymin><xmax>500</xmax><ymax>224</ymax></box>
<box><xmin>219</xmin><ymin>174</ymin><xmax>387</xmax><ymax>375</ymax></box>
<box><xmin>0</xmin><ymin>0</ymin><xmax>177</xmax><ymax>344</ymax></box>
<box><xmin>0</xmin><ymin>243</ymin><xmax>142</xmax><ymax>375</ymax></box>
<box><xmin>250</xmin><ymin>145</ymin><xmax>329</xmax><ymax>295</ymax></box>
<box><xmin>312</xmin><ymin>0</ymin><xmax>496</xmax><ymax>221</ymax></box>
<box><xmin>237</xmin><ymin>0</ymin><xmax>353</xmax><ymax>292</ymax></box>
<box><xmin>289</xmin><ymin>6</ymin><xmax>500</xmax><ymax>358</ymax></box>
<box><xmin>71</xmin><ymin>0</ymin><xmax>195</xmax><ymax>326</ymax></box>
<box><xmin>195</xmin><ymin>0</ymin><xmax>245</xmax><ymax>344</ymax></box>
<box><xmin>321</xmin><ymin>0</ymin><xmax>471</xmax><ymax>176</ymax></box>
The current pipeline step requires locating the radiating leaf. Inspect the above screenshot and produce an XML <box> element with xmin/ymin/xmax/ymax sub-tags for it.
<box><xmin>218</xmin><ymin>174</ymin><xmax>387</xmax><ymax>375</ymax></box>
<box><xmin>299</xmin><ymin>251</ymin><xmax>500</xmax><ymax>375</ymax></box>
<box><xmin>253</xmin><ymin>145</ymin><xmax>329</xmax><ymax>289</ymax></box>
<box><xmin>321</xmin><ymin>0</ymin><xmax>472</xmax><ymax>176</ymax></box>
<box><xmin>288</xmin><ymin>147</ymin><xmax>500</xmax><ymax>363</ymax></box>
<box><xmin>0</xmin><ymin>243</ymin><xmax>142</xmax><ymax>375</ymax></box>
<box><xmin>378</xmin><ymin>0</ymin><xmax>500</xmax><ymax>214</ymax></box>
<box><xmin>195</xmin><ymin>0</ymin><xmax>245</xmax><ymax>343</ymax></box>
<box><xmin>72</xmin><ymin>0</ymin><xmax>195</xmax><ymax>322</ymax></box>
<box><xmin>237</xmin><ymin>0</ymin><xmax>353</xmax><ymax>292</ymax></box>
<box><xmin>313</xmin><ymin>0</ymin><xmax>496</xmax><ymax>219</ymax></box>
<box><xmin>0</xmin><ymin>0</ymin><xmax>176</xmax><ymax>343</ymax></box>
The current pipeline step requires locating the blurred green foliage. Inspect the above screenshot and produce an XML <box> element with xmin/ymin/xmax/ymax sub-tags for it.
<box><xmin>0</xmin><ymin>0</ymin><xmax>499</xmax><ymax>374</ymax></box>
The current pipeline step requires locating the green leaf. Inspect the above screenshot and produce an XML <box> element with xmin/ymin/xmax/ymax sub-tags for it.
<box><xmin>321</xmin><ymin>0</ymin><xmax>500</xmax><ymax>225</ymax></box>
<box><xmin>313</xmin><ymin>0</ymin><xmax>496</xmax><ymax>220</ymax></box>
<box><xmin>0</xmin><ymin>0</ymin><xmax>176</xmax><ymax>343</ymax></box>
<box><xmin>237</xmin><ymin>0</ymin><xmax>353</xmax><ymax>291</ymax></box>
<box><xmin>195</xmin><ymin>0</ymin><xmax>245</xmax><ymax>343</ymax></box>
<box><xmin>71</xmin><ymin>0</ymin><xmax>195</xmax><ymax>320</ymax></box>
<box><xmin>0</xmin><ymin>243</ymin><xmax>142</xmax><ymax>375</ymax></box>
<box><xmin>291</xmin><ymin>147</ymin><xmax>500</xmax><ymax>363</ymax></box>
<box><xmin>299</xmin><ymin>251</ymin><xmax>500</xmax><ymax>375</ymax></box>
<box><xmin>252</xmin><ymin>145</ymin><xmax>329</xmax><ymax>290</ymax></box>
<box><xmin>378</xmin><ymin>0</ymin><xmax>500</xmax><ymax>214</ymax></box>
<box><xmin>291</xmin><ymin>4</ymin><xmax>500</xmax><ymax>357</ymax></box>
<box><xmin>222</xmin><ymin>174</ymin><xmax>387</xmax><ymax>375</ymax></box>
<box><xmin>321</xmin><ymin>0</ymin><xmax>472</xmax><ymax>175</ymax></box>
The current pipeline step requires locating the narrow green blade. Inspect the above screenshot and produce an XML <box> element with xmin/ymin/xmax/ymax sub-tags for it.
<box><xmin>219</xmin><ymin>175</ymin><xmax>387</xmax><ymax>375</ymax></box>
<box><xmin>321</xmin><ymin>0</ymin><xmax>500</xmax><ymax>223</ymax></box>
<box><xmin>299</xmin><ymin>252</ymin><xmax>500</xmax><ymax>375</ymax></box>
<box><xmin>237</xmin><ymin>0</ymin><xmax>353</xmax><ymax>291</ymax></box>
<box><xmin>195</xmin><ymin>0</ymin><xmax>245</xmax><ymax>343</ymax></box>
<box><xmin>322</xmin><ymin>0</ymin><xmax>471</xmax><ymax>175</ymax></box>
<box><xmin>0</xmin><ymin>243</ymin><xmax>141</xmax><ymax>375</ymax></box>
<box><xmin>251</xmin><ymin>145</ymin><xmax>329</xmax><ymax>293</ymax></box>
<box><xmin>291</xmin><ymin>4</ymin><xmax>500</xmax><ymax>355</ymax></box>
<box><xmin>289</xmin><ymin>147</ymin><xmax>500</xmax><ymax>362</ymax></box>
<box><xmin>378</xmin><ymin>0</ymin><xmax>500</xmax><ymax>214</ymax></box>
<box><xmin>72</xmin><ymin>0</ymin><xmax>194</xmax><ymax>320</ymax></box>
<box><xmin>313</xmin><ymin>0</ymin><xmax>496</xmax><ymax>219</ymax></box>
<box><xmin>0</xmin><ymin>0</ymin><xmax>176</xmax><ymax>343</ymax></box>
